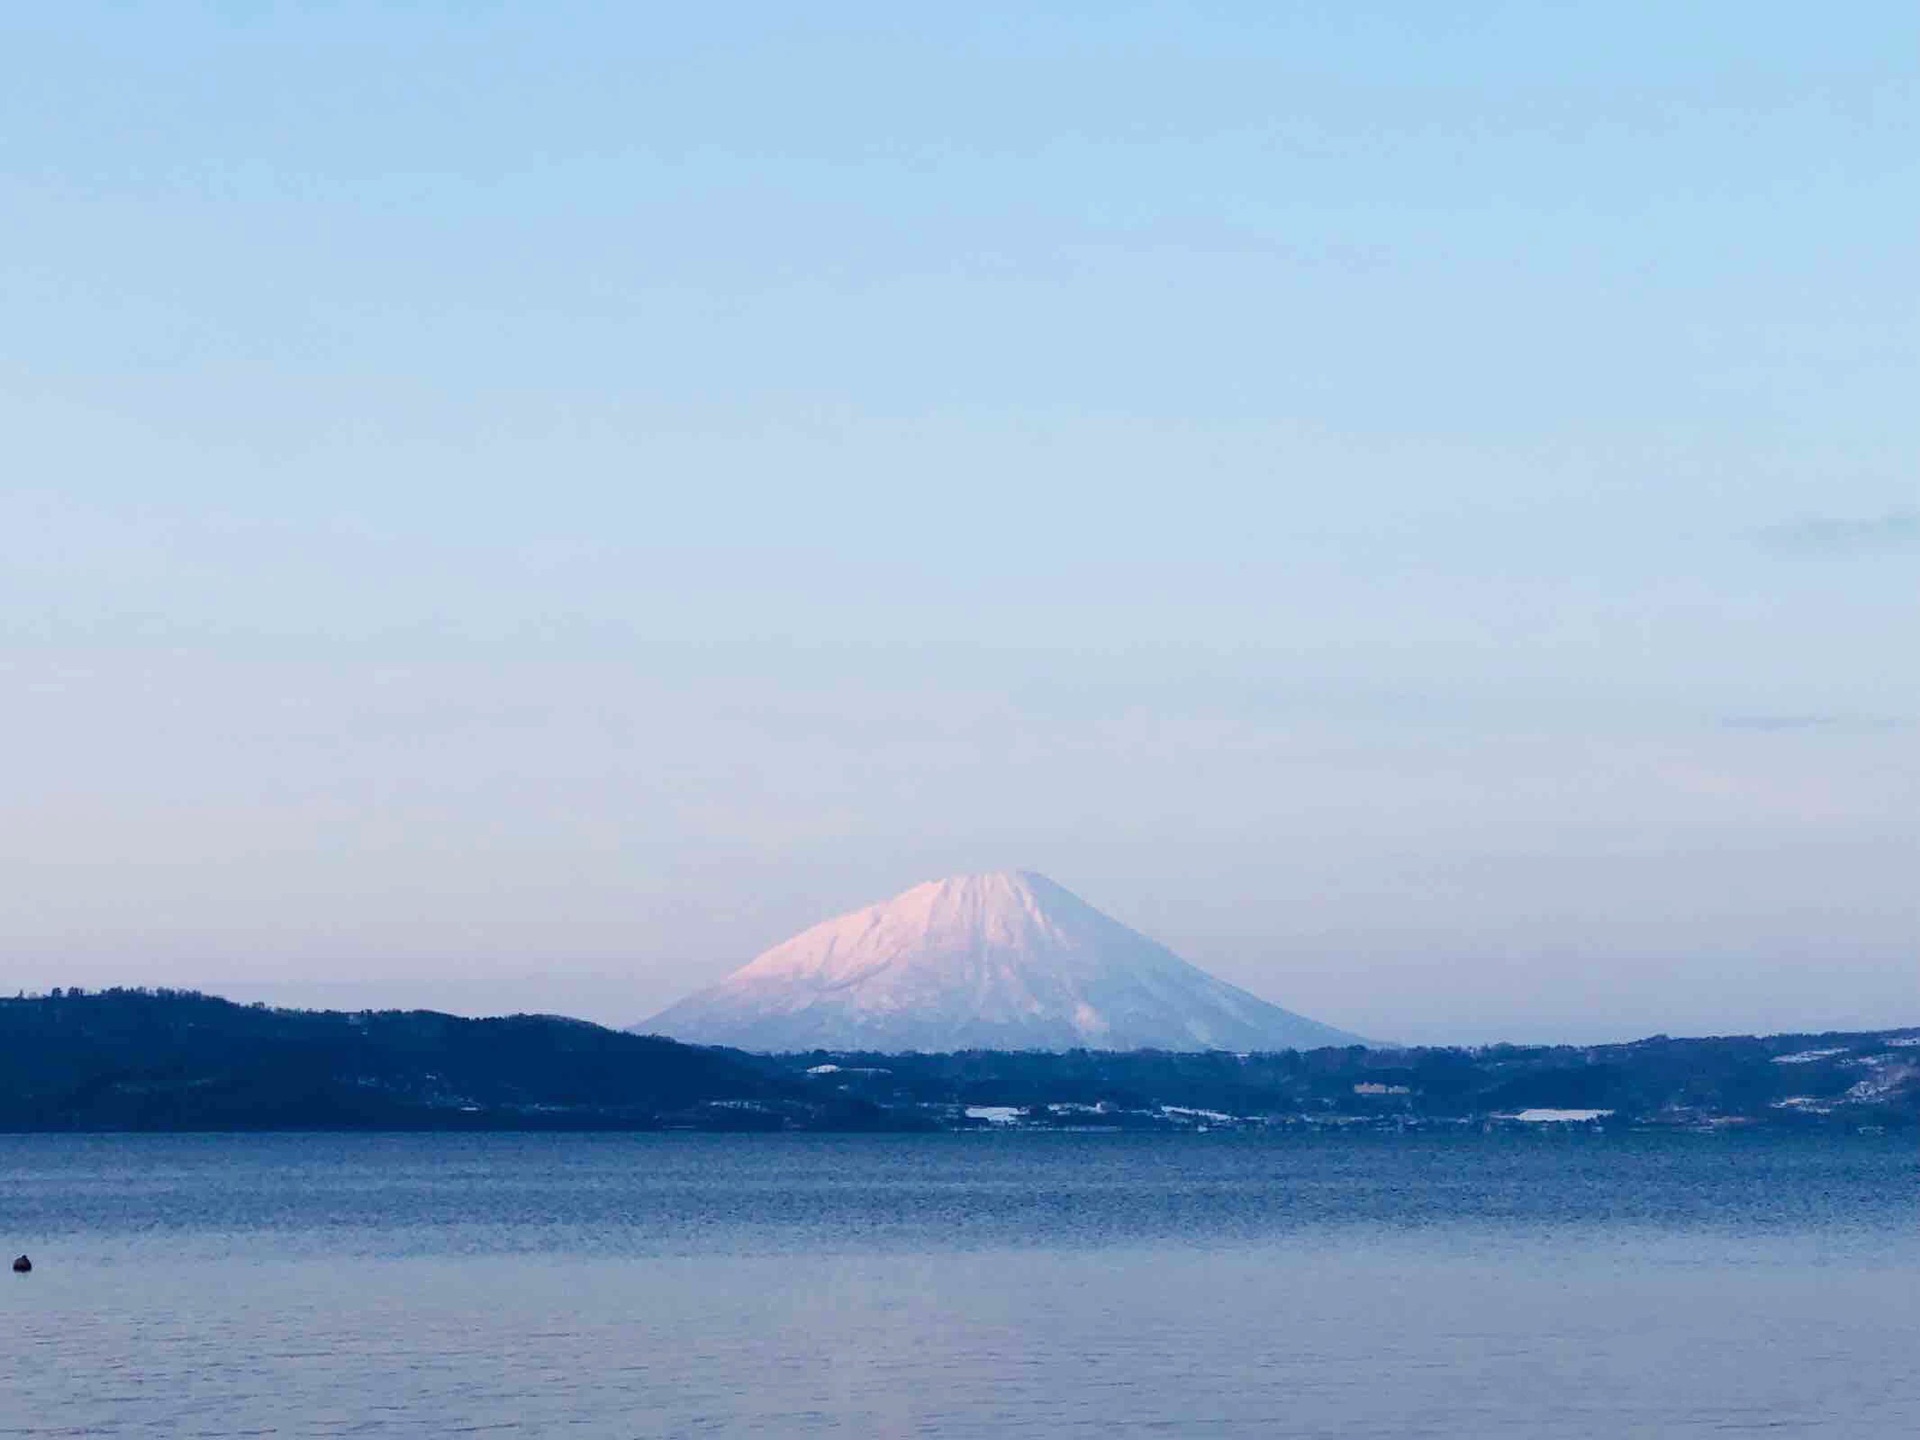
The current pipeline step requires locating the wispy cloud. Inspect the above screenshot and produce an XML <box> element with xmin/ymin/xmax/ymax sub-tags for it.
<box><xmin>1719</xmin><ymin>714</ymin><xmax>1844</xmax><ymax>732</ymax></box>
<box><xmin>1719</xmin><ymin>713</ymin><xmax>1911</xmax><ymax>735</ymax></box>
<box><xmin>1757</xmin><ymin>510</ymin><xmax>1920</xmax><ymax>556</ymax></box>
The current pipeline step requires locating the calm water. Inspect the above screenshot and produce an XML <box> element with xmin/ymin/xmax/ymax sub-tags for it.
<box><xmin>2</xmin><ymin>1132</ymin><xmax>1916</xmax><ymax>1437</ymax></box>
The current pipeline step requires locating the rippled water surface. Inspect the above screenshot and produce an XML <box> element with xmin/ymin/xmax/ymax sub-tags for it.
<box><xmin>3</xmin><ymin>1132</ymin><xmax>1916</xmax><ymax>1436</ymax></box>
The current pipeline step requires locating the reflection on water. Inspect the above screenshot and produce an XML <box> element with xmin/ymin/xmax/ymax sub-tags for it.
<box><xmin>2</xmin><ymin>1133</ymin><xmax>1916</xmax><ymax>1437</ymax></box>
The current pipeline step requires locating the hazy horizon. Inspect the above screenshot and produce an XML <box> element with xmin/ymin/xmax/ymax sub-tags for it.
<box><xmin>5</xmin><ymin>3</ymin><xmax>1915</xmax><ymax>1048</ymax></box>
<box><xmin>58</xmin><ymin>852</ymin><xmax>1917</xmax><ymax>1049</ymax></box>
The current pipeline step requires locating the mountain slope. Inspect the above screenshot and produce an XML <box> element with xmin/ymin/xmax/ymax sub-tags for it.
<box><xmin>639</xmin><ymin>871</ymin><xmax>1366</xmax><ymax>1053</ymax></box>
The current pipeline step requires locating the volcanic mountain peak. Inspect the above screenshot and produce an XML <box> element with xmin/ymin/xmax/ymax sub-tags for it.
<box><xmin>639</xmin><ymin>871</ymin><xmax>1365</xmax><ymax>1054</ymax></box>
<box><xmin>740</xmin><ymin>870</ymin><xmax>1109</xmax><ymax>986</ymax></box>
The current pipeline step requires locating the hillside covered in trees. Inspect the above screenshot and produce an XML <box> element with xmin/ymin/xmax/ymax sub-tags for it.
<box><xmin>0</xmin><ymin>989</ymin><xmax>790</xmax><ymax>1131</ymax></box>
<box><xmin>2</xmin><ymin>989</ymin><xmax>1914</xmax><ymax>1131</ymax></box>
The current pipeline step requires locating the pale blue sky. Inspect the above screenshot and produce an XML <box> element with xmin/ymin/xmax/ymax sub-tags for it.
<box><xmin>3</xmin><ymin>2</ymin><xmax>1914</xmax><ymax>1042</ymax></box>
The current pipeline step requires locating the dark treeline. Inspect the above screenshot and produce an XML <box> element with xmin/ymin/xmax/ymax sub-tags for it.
<box><xmin>784</xmin><ymin>1032</ymin><xmax>1920</xmax><ymax>1128</ymax></box>
<box><xmin>0</xmin><ymin>988</ymin><xmax>786</xmax><ymax>1131</ymax></box>
<box><xmin>2</xmin><ymin>988</ymin><xmax>1914</xmax><ymax>1131</ymax></box>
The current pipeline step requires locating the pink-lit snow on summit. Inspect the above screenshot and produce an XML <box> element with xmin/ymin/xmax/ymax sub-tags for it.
<box><xmin>638</xmin><ymin>871</ymin><xmax>1363</xmax><ymax>1053</ymax></box>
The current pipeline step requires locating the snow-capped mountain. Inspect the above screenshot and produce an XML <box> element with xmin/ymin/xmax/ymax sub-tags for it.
<box><xmin>637</xmin><ymin>871</ymin><xmax>1366</xmax><ymax>1053</ymax></box>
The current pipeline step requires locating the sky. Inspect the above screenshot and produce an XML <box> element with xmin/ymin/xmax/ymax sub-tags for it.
<box><xmin>2</xmin><ymin>2</ymin><xmax>1914</xmax><ymax>1045</ymax></box>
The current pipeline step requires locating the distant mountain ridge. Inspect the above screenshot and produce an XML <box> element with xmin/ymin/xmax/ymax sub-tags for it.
<box><xmin>638</xmin><ymin>871</ymin><xmax>1367</xmax><ymax>1053</ymax></box>
<box><xmin>0</xmin><ymin>988</ymin><xmax>779</xmax><ymax>1131</ymax></box>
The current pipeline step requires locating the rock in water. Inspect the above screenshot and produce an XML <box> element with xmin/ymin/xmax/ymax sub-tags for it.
<box><xmin>11</xmin><ymin>1255</ymin><xmax>29</xmax><ymax>1273</ymax></box>
<box><xmin>638</xmin><ymin>871</ymin><xmax>1367</xmax><ymax>1053</ymax></box>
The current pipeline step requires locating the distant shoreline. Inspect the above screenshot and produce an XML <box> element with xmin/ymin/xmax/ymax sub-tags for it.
<box><xmin>2</xmin><ymin>989</ymin><xmax>1913</xmax><ymax>1135</ymax></box>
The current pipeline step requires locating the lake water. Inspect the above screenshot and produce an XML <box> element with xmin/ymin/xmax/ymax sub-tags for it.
<box><xmin>2</xmin><ymin>1132</ymin><xmax>1916</xmax><ymax>1437</ymax></box>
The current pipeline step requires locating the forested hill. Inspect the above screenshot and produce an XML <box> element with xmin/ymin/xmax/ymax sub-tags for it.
<box><xmin>2</xmin><ymin>989</ymin><xmax>1914</xmax><ymax>1132</ymax></box>
<box><xmin>0</xmin><ymin>989</ymin><xmax>789</xmax><ymax>1131</ymax></box>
